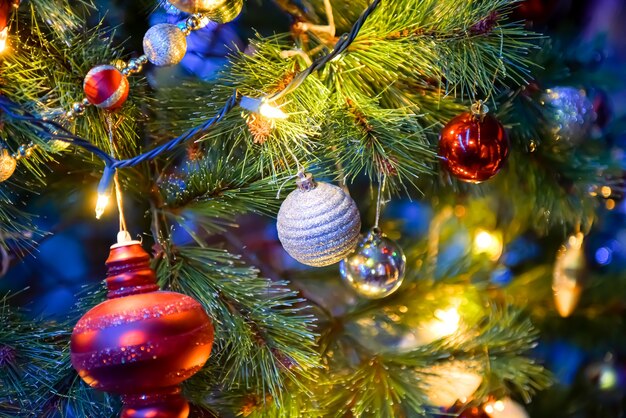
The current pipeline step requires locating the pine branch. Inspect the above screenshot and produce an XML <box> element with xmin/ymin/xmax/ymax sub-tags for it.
<box><xmin>156</xmin><ymin>245</ymin><xmax>320</xmax><ymax>407</ymax></box>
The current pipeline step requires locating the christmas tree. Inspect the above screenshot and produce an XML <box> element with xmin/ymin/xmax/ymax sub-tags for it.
<box><xmin>0</xmin><ymin>0</ymin><xmax>624</xmax><ymax>417</ymax></box>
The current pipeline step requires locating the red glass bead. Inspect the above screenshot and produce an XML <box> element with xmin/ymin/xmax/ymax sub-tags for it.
<box><xmin>458</xmin><ymin>406</ymin><xmax>490</xmax><ymax>418</ymax></box>
<box><xmin>83</xmin><ymin>65</ymin><xmax>130</xmax><ymax>110</ymax></box>
<box><xmin>70</xmin><ymin>241</ymin><xmax>214</xmax><ymax>418</ymax></box>
<box><xmin>439</xmin><ymin>112</ymin><xmax>509</xmax><ymax>183</ymax></box>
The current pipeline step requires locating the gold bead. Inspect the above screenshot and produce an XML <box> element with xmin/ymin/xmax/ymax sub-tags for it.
<box><xmin>0</xmin><ymin>149</ymin><xmax>17</xmax><ymax>182</ymax></box>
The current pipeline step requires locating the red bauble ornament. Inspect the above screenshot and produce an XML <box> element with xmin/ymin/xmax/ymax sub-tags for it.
<box><xmin>0</xmin><ymin>1</ymin><xmax>11</xmax><ymax>33</ymax></box>
<box><xmin>71</xmin><ymin>241</ymin><xmax>214</xmax><ymax>418</ymax></box>
<box><xmin>439</xmin><ymin>107</ymin><xmax>509</xmax><ymax>183</ymax></box>
<box><xmin>0</xmin><ymin>0</ymin><xmax>18</xmax><ymax>52</ymax></box>
<box><xmin>83</xmin><ymin>65</ymin><xmax>130</xmax><ymax>110</ymax></box>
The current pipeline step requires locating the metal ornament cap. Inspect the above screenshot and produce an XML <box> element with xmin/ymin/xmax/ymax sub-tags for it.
<box><xmin>340</xmin><ymin>227</ymin><xmax>406</xmax><ymax>299</ymax></box>
<box><xmin>277</xmin><ymin>175</ymin><xmax>361</xmax><ymax>267</ymax></box>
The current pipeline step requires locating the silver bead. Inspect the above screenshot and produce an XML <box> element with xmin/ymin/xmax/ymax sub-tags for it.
<box><xmin>542</xmin><ymin>87</ymin><xmax>596</xmax><ymax>146</ymax></box>
<box><xmin>82</xmin><ymin>97</ymin><xmax>91</xmax><ymax>106</ymax></box>
<box><xmin>127</xmin><ymin>58</ymin><xmax>143</xmax><ymax>73</ymax></box>
<box><xmin>277</xmin><ymin>174</ymin><xmax>361</xmax><ymax>267</ymax></box>
<box><xmin>143</xmin><ymin>23</ymin><xmax>188</xmax><ymax>67</ymax></box>
<box><xmin>186</xmin><ymin>14</ymin><xmax>210</xmax><ymax>31</ymax></box>
<box><xmin>340</xmin><ymin>228</ymin><xmax>406</xmax><ymax>299</ymax></box>
<box><xmin>72</xmin><ymin>101</ymin><xmax>85</xmax><ymax>115</ymax></box>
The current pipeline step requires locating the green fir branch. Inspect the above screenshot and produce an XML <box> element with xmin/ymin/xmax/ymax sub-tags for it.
<box><xmin>156</xmin><ymin>245</ymin><xmax>320</xmax><ymax>407</ymax></box>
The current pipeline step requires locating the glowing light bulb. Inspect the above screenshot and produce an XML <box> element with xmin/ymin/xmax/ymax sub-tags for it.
<box><xmin>95</xmin><ymin>194</ymin><xmax>110</xmax><ymax>219</ymax></box>
<box><xmin>422</xmin><ymin>361</ymin><xmax>483</xmax><ymax>408</ymax></box>
<box><xmin>259</xmin><ymin>102</ymin><xmax>288</xmax><ymax>119</ymax></box>
<box><xmin>432</xmin><ymin>307</ymin><xmax>461</xmax><ymax>337</ymax></box>
<box><xmin>240</xmin><ymin>96</ymin><xmax>288</xmax><ymax>120</ymax></box>
<box><xmin>0</xmin><ymin>27</ymin><xmax>8</xmax><ymax>53</ymax></box>
<box><xmin>473</xmin><ymin>229</ymin><xmax>503</xmax><ymax>261</ymax></box>
<box><xmin>484</xmin><ymin>398</ymin><xmax>528</xmax><ymax>418</ymax></box>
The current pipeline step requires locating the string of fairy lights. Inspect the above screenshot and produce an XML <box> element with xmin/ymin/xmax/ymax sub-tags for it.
<box><xmin>0</xmin><ymin>0</ymin><xmax>596</xmax><ymax>342</ymax></box>
<box><xmin>0</xmin><ymin>0</ymin><xmax>382</xmax><ymax>219</ymax></box>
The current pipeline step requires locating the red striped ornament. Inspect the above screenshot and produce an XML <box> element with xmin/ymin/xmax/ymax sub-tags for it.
<box><xmin>83</xmin><ymin>65</ymin><xmax>130</xmax><ymax>110</ymax></box>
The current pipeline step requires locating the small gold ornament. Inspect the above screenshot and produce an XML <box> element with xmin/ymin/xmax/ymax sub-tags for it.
<box><xmin>167</xmin><ymin>0</ymin><xmax>243</xmax><ymax>23</ymax></box>
<box><xmin>553</xmin><ymin>232</ymin><xmax>586</xmax><ymax>317</ymax></box>
<box><xmin>0</xmin><ymin>149</ymin><xmax>16</xmax><ymax>182</ymax></box>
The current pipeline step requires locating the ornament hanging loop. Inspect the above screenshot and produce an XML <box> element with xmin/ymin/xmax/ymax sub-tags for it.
<box><xmin>374</xmin><ymin>173</ymin><xmax>387</xmax><ymax>230</ymax></box>
<box><xmin>296</xmin><ymin>171</ymin><xmax>316</xmax><ymax>191</ymax></box>
<box><xmin>471</xmin><ymin>100</ymin><xmax>489</xmax><ymax>121</ymax></box>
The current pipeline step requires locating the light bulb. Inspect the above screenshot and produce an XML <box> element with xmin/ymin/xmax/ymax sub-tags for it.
<box><xmin>95</xmin><ymin>194</ymin><xmax>110</xmax><ymax>219</ymax></box>
<box><xmin>484</xmin><ymin>398</ymin><xmax>528</xmax><ymax>418</ymax></box>
<box><xmin>422</xmin><ymin>361</ymin><xmax>482</xmax><ymax>408</ymax></box>
<box><xmin>433</xmin><ymin>307</ymin><xmax>461</xmax><ymax>336</ymax></box>
<box><xmin>239</xmin><ymin>96</ymin><xmax>288</xmax><ymax>120</ymax></box>
<box><xmin>0</xmin><ymin>27</ymin><xmax>8</xmax><ymax>53</ymax></box>
<box><xmin>473</xmin><ymin>229</ymin><xmax>503</xmax><ymax>261</ymax></box>
<box><xmin>259</xmin><ymin>102</ymin><xmax>288</xmax><ymax>119</ymax></box>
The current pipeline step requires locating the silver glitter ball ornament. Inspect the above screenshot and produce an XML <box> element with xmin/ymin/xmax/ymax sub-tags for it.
<box><xmin>167</xmin><ymin>0</ymin><xmax>243</xmax><ymax>23</ymax></box>
<box><xmin>542</xmin><ymin>87</ymin><xmax>596</xmax><ymax>145</ymax></box>
<box><xmin>143</xmin><ymin>23</ymin><xmax>188</xmax><ymax>67</ymax></box>
<box><xmin>277</xmin><ymin>173</ymin><xmax>361</xmax><ymax>267</ymax></box>
<box><xmin>340</xmin><ymin>228</ymin><xmax>406</xmax><ymax>299</ymax></box>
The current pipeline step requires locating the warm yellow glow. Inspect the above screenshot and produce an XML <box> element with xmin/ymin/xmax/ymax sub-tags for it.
<box><xmin>606</xmin><ymin>199</ymin><xmax>616</xmax><ymax>210</ymax></box>
<box><xmin>601</xmin><ymin>186</ymin><xmax>612</xmax><ymax>198</ymax></box>
<box><xmin>554</xmin><ymin>285</ymin><xmax>582</xmax><ymax>318</ymax></box>
<box><xmin>432</xmin><ymin>307</ymin><xmax>461</xmax><ymax>337</ymax></box>
<box><xmin>484</xmin><ymin>397</ymin><xmax>529</xmax><ymax>418</ymax></box>
<box><xmin>259</xmin><ymin>101</ymin><xmax>288</xmax><ymax>119</ymax></box>
<box><xmin>422</xmin><ymin>361</ymin><xmax>482</xmax><ymax>408</ymax></box>
<box><xmin>553</xmin><ymin>232</ymin><xmax>585</xmax><ymax>318</ymax></box>
<box><xmin>95</xmin><ymin>194</ymin><xmax>110</xmax><ymax>219</ymax></box>
<box><xmin>473</xmin><ymin>229</ymin><xmax>503</xmax><ymax>261</ymax></box>
<box><xmin>0</xmin><ymin>27</ymin><xmax>7</xmax><ymax>54</ymax></box>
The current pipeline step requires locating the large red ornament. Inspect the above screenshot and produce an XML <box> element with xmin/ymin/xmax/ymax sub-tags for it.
<box><xmin>438</xmin><ymin>108</ymin><xmax>509</xmax><ymax>183</ymax></box>
<box><xmin>71</xmin><ymin>241</ymin><xmax>214</xmax><ymax>418</ymax></box>
<box><xmin>83</xmin><ymin>65</ymin><xmax>130</xmax><ymax>110</ymax></box>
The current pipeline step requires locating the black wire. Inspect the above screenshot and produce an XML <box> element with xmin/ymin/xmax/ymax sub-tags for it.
<box><xmin>0</xmin><ymin>0</ymin><xmax>382</xmax><ymax>172</ymax></box>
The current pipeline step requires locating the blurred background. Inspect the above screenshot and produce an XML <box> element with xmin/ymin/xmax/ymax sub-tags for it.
<box><xmin>2</xmin><ymin>0</ymin><xmax>626</xmax><ymax>416</ymax></box>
